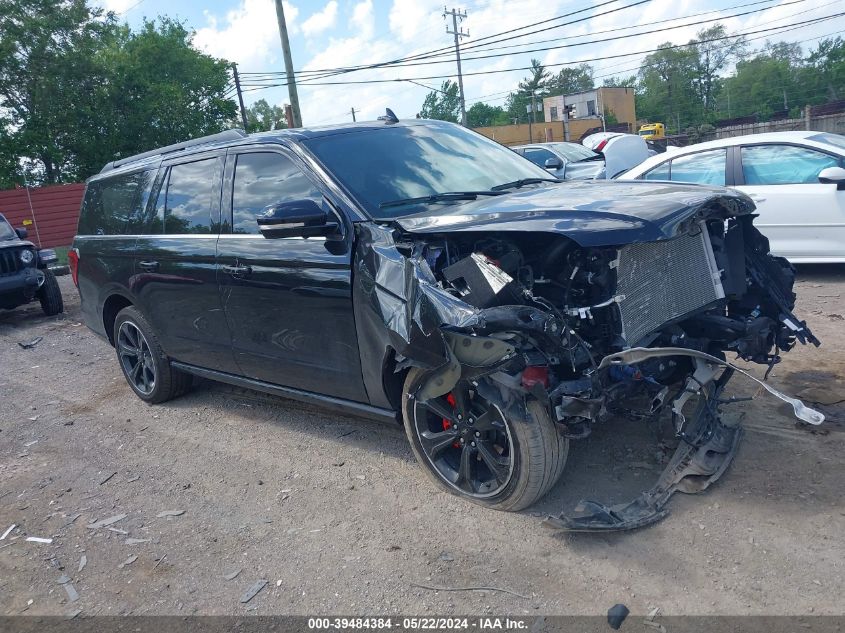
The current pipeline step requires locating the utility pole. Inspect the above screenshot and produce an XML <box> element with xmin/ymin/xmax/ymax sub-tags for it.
<box><xmin>350</xmin><ymin>107</ymin><xmax>357</xmax><ymax>122</ymax></box>
<box><xmin>444</xmin><ymin>7</ymin><xmax>469</xmax><ymax>126</ymax></box>
<box><xmin>274</xmin><ymin>0</ymin><xmax>302</xmax><ymax>127</ymax></box>
<box><xmin>231</xmin><ymin>63</ymin><xmax>249</xmax><ymax>131</ymax></box>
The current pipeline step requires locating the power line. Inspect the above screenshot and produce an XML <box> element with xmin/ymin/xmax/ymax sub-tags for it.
<box><xmin>235</xmin><ymin>14</ymin><xmax>842</xmax><ymax>91</ymax></box>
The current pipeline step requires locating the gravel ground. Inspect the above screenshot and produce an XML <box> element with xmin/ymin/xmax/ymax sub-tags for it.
<box><xmin>0</xmin><ymin>271</ymin><xmax>843</xmax><ymax>617</ymax></box>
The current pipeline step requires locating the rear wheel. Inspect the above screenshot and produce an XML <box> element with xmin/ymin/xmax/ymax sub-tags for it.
<box><xmin>37</xmin><ymin>270</ymin><xmax>63</xmax><ymax>316</ymax></box>
<box><xmin>113</xmin><ymin>306</ymin><xmax>191</xmax><ymax>404</ymax></box>
<box><xmin>401</xmin><ymin>368</ymin><xmax>568</xmax><ymax>511</ymax></box>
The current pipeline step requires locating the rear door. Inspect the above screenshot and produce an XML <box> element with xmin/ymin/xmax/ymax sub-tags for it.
<box><xmin>217</xmin><ymin>145</ymin><xmax>368</xmax><ymax>402</ymax></box>
<box><xmin>131</xmin><ymin>152</ymin><xmax>237</xmax><ymax>371</ymax></box>
<box><xmin>733</xmin><ymin>143</ymin><xmax>845</xmax><ymax>261</ymax></box>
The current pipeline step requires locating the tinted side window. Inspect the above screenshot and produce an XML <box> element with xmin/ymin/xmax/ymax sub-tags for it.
<box><xmin>643</xmin><ymin>161</ymin><xmax>671</xmax><ymax>180</ymax></box>
<box><xmin>741</xmin><ymin>144</ymin><xmax>839</xmax><ymax>185</ymax></box>
<box><xmin>164</xmin><ymin>158</ymin><xmax>218</xmax><ymax>234</ymax></box>
<box><xmin>78</xmin><ymin>170</ymin><xmax>155</xmax><ymax>235</ymax></box>
<box><xmin>231</xmin><ymin>152</ymin><xmax>322</xmax><ymax>234</ymax></box>
<box><xmin>522</xmin><ymin>148</ymin><xmax>555</xmax><ymax>167</ymax></box>
<box><xmin>669</xmin><ymin>149</ymin><xmax>726</xmax><ymax>185</ymax></box>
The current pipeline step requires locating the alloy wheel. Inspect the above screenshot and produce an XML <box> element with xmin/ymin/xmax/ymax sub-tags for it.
<box><xmin>412</xmin><ymin>383</ymin><xmax>515</xmax><ymax>498</ymax></box>
<box><xmin>117</xmin><ymin>321</ymin><xmax>156</xmax><ymax>395</ymax></box>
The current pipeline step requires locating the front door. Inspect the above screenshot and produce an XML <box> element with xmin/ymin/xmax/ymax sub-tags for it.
<box><xmin>734</xmin><ymin>143</ymin><xmax>845</xmax><ymax>261</ymax></box>
<box><xmin>216</xmin><ymin>147</ymin><xmax>368</xmax><ymax>402</ymax></box>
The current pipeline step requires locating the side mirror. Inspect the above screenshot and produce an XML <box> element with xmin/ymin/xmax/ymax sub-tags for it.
<box><xmin>256</xmin><ymin>199</ymin><xmax>338</xmax><ymax>239</ymax></box>
<box><xmin>544</xmin><ymin>157</ymin><xmax>563</xmax><ymax>170</ymax></box>
<box><xmin>15</xmin><ymin>227</ymin><xmax>27</xmax><ymax>239</ymax></box>
<box><xmin>818</xmin><ymin>166</ymin><xmax>845</xmax><ymax>189</ymax></box>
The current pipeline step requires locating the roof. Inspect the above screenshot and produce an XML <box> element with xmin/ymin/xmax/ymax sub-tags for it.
<box><xmin>96</xmin><ymin>117</ymin><xmax>436</xmax><ymax>178</ymax></box>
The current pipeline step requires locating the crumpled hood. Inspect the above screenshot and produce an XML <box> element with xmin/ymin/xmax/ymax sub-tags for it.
<box><xmin>394</xmin><ymin>180</ymin><xmax>755</xmax><ymax>247</ymax></box>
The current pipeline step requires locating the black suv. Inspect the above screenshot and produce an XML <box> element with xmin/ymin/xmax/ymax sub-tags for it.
<box><xmin>71</xmin><ymin>119</ymin><xmax>822</xmax><ymax>527</ymax></box>
<box><xmin>0</xmin><ymin>213</ymin><xmax>63</xmax><ymax>316</ymax></box>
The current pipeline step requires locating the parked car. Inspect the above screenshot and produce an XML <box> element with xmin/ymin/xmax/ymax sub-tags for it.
<box><xmin>0</xmin><ymin>213</ymin><xmax>63</xmax><ymax>316</ymax></box>
<box><xmin>619</xmin><ymin>131</ymin><xmax>845</xmax><ymax>263</ymax></box>
<box><xmin>512</xmin><ymin>142</ymin><xmax>605</xmax><ymax>179</ymax></box>
<box><xmin>71</xmin><ymin>118</ymin><xmax>822</xmax><ymax>529</ymax></box>
<box><xmin>581</xmin><ymin>132</ymin><xmax>653</xmax><ymax>178</ymax></box>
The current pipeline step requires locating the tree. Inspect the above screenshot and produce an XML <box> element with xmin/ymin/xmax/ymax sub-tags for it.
<box><xmin>466</xmin><ymin>102</ymin><xmax>509</xmax><ymax>127</ymax></box>
<box><xmin>518</xmin><ymin>58</ymin><xmax>550</xmax><ymax>96</ymax></box>
<box><xmin>808</xmin><ymin>37</ymin><xmax>845</xmax><ymax>101</ymax></box>
<box><xmin>689</xmin><ymin>25</ymin><xmax>747</xmax><ymax>112</ymax></box>
<box><xmin>546</xmin><ymin>64</ymin><xmax>593</xmax><ymax>95</ymax></box>
<box><xmin>602</xmin><ymin>75</ymin><xmax>637</xmax><ymax>88</ymax></box>
<box><xmin>638</xmin><ymin>44</ymin><xmax>699</xmax><ymax>132</ymax></box>
<box><xmin>244</xmin><ymin>99</ymin><xmax>287</xmax><ymax>133</ymax></box>
<box><xmin>721</xmin><ymin>45</ymin><xmax>803</xmax><ymax>119</ymax></box>
<box><xmin>419</xmin><ymin>80</ymin><xmax>461</xmax><ymax>122</ymax></box>
<box><xmin>0</xmin><ymin>1</ymin><xmax>237</xmax><ymax>185</ymax></box>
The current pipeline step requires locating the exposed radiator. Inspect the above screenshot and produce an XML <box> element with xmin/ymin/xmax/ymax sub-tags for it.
<box><xmin>615</xmin><ymin>226</ymin><xmax>725</xmax><ymax>345</ymax></box>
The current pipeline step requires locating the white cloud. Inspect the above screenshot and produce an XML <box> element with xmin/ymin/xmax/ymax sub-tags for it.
<box><xmin>194</xmin><ymin>0</ymin><xmax>299</xmax><ymax>68</ymax></box>
<box><xmin>99</xmin><ymin>0</ymin><xmax>135</xmax><ymax>12</ymax></box>
<box><xmin>388</xmin><ymin>0</ymin><xmax>441</xmax><ymax>43</ymax></box>
<box><xmin>351</xmin><ymin>0</ymin><xmax>375</xmax><ymax>40</ymax></box>
<box><xmin>302</xmin><ymin>1</ymin><xmax>338</xmax><ymax>38</ymax></box>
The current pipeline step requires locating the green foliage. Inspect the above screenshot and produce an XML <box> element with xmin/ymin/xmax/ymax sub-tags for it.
<box><xmin>546</xmin><ymin>64</ymin><xmax>594</xmax><ymax>95</ymax></box>
<box><xmin>419</xmin><ymin>80</ymin><xmax>461</xmax><ymax>123</ymax></box>
<box><xmin>466</xmin><ymin>102</ymin><xmax>509</xmax><ymax>127</ymax></box>
<box><xmin>244</xmin><ymin>99</ymin><xmax>288</xmax><ymax>133</ymax></box>
<box><xmin>0</xmin><ymin>0</ymin><xmax>237</xmax><ymax>185</ymax></box>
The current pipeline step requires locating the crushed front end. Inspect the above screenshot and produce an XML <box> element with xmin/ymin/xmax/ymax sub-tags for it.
<box><xmin>355</xmin><ymin>190</ymin><xmax>822</xmax><ymax>531</ymax></box>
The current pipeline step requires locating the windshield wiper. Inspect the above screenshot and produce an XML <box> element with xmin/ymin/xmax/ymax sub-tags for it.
<box><xmin>490</xmin><ymin>177</ymin><xmax>561</xmax><ymax>191</ymax></box>
<box><xmin>379</xmin><ymin>190</ymin><xmax>504</xmax><ymax>209</ymax></box>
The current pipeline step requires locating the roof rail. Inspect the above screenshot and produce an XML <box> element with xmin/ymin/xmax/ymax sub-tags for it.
<box><xmin>99</xmin><ymin>129</ymin><xmax>248</xmax><ymax>174</ymax></box>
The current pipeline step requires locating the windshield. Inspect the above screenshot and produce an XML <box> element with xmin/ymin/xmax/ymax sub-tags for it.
<box><xmin>549</xmin><ymin>143</ymin><xmax>599</xmax><ymax>162</ymax></box>
<box><xmin>639</xmin><ymin>129</ymin><xmax>653</xmax><ymax>136</ymax></box>
<box><xmin>0</xmin><ymin>215</ymin><xmax>16</xmax><ymax>240</ymax></box>
<box><xmin>302</xmin><ymin>121</ymin><xmax>551</xmax><ymax>219</ymax></box>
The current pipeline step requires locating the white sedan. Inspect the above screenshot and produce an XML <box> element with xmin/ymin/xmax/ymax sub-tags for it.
<box><xmin>618</xmin><ymin>131</ymin><xmax>845</xmax><ymax>263</ymax></box>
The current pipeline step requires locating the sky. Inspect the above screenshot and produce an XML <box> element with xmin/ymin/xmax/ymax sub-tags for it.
<box><xmin>96</xmin><ymin>0</ymin><xmax>844</xmax><ymax>126</ymax></box>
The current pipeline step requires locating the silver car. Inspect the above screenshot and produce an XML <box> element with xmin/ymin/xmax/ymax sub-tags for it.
<box><xmin>512</xmin><ymin>142</ymin><xmax>606</xmax><ymax>180</ymax></box>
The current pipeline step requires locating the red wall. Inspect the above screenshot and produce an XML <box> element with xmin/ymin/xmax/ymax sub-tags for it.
<box><xmin>0</xmin><ymin>183</ymin><xmax>85</xmax><ymax>248</ymax></box>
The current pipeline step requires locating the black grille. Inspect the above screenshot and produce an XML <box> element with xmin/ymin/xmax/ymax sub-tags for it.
<box><xmin>615</xmin><ymin>227</ymin><xmax>725</xmax><ymax>345</ymax></box>
<box><xmin>0</xmin><ymin>248</ymin><xmax>23</xmax><ymax>276</ymax></box>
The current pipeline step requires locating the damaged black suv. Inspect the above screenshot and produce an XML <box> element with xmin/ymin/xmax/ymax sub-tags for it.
<box><xmin>72</xmin><ymin>118</ymin><xmax>823</xmax><ymax>529</ymax></box>
<box><xmin>0</xmin><ymin>213</ymin><xmax>63</xmax><ymax>316</ymax></box>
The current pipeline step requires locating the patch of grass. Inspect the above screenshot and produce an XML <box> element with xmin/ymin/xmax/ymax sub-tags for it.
<box><xmin>51</xmin><ymin>246</ymin><xmax>70</xmax><ymax>266</ymax></box>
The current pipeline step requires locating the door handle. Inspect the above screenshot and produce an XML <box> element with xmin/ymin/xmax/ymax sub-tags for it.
<box><xmin>138</xmin><ymin>260</ymin><xmax>159</xmax><ymax>272</ymax></box>
<box><xmin>222</xmin><ymin>264</ymin><xmax>252</xmax><ymax>278</ymax></box>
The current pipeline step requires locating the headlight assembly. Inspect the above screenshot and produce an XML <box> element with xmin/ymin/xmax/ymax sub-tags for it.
<box><xmin>19</xmin><ymin>249</ymin><xmax>34</xmax><ymax>265</ymax></box>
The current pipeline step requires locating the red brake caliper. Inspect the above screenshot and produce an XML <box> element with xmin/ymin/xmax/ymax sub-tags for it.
<box><xmin>442</xmin><ymin>393</ymin><xmax>461</xmax><ymax>448</ymax></box>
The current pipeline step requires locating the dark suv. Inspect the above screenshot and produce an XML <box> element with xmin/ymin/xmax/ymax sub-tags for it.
<box><xmin>71</xmin><ymin>118</ymin><xmax>822</xmax><ymax>528</ymax></box>
<box><xmin>0</xmin><ymin>213</ymin><xmax>63</xmax><ymax>316</ymax></box>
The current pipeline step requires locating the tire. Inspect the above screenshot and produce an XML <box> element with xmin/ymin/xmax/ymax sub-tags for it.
<box><xmin>113</xmin><ymin>306</ymin><xmax>192</xmax><ymax>404</ymax></box>
<box><xmin>38</xmin><ymin>270</ymin><xmax>63</xmax><ymax>316</ymax></box>
<box><xmin>401</xmin><ymin>367</ymin><xmax>569</xmax><ymax>512</ymax></box>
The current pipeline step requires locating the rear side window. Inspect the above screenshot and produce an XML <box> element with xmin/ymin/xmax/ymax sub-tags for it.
<box><xmin>78</xmin><ymin>170</ymin><xmax>155</xmax><ymax>235</ymax></box>
<box><xmin>668</xmin><ymin>149</ymin><xmax>726</xmax><ymax>186</ymax></box>
<box><xmin>522</xmin><ymin>148</ymin><xmax>556</xmax><ymax>167</ymax></box>
<box><xmin>230</xmin><ymin>152</ymin><xmax>322</xmax><ymax>234</ymax></box>
<box><xmin>643</xmin><ymin>161</ymin><xmax>671</xmax><ymax>180</ymax></box>
<box><xmin>741</xmin><ymin>144</ymin><xmax>839</xmax><ymax>185</ymax></box>
<box><xmin>163</xmin><ymin>159</ymin><xmax>219</xmax><ymax>234</ymax></box>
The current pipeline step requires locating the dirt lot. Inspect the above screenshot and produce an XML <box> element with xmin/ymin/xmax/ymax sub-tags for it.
<box><xmin>1</xmin><ymin>271</ymin><xmax>843</xmax><ymax>617</ymax></box>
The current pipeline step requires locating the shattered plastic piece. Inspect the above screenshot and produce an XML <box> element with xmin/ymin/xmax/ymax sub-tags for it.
<box><xmin>66</xmin><ymin>609</ymin><xmax>82</xmax><ymax>620</ymax></box>
<box><xmin>607</xmin><ymin>604</ymin><xmax>629</xmax><ymax>630</ymax></box>
<box><xmin>240</xmin><ymin>580</ymin><xmax>268</xmax><ymax>603</ymax></box>
<box><xmin>546</xmin><ymin>405</ymin><xmax>742</xmax><ymax>532</ymax></box>
<box><xmin>78</xmin><ymin>555</ymin><xmax>87</xmax><ymax>572</ymax></box>
<box><xmin>99</xmin><ymin>471</ymin><xmax>117</xmax><ymax>485</ymax></box>
<box><xmin>18</xmin><ymin>337</ymin><xmax>43</xmax><ymax>349</ymax></box>
<box><xmin>598</xmin><ymin>347</ymin><xmax>825</xmax><ymax>425</ymax></box>
<box><xmin>57</xmin><ymin>575</ymin><xmax>71</xmax><ymax>584</ymax></box>
<box><xmin>25</xmin><ymin>536</ymin><xmax>53</xmax><ymax>544</ymax></box>
<box><xmin>108</xmin><ymin>527</ymin><xmax>128</xmax><ymax>535</ymax></box>
<box><xmin>0</xmin><ymin>524</ymin><xmax>15</xmax><ymax>540</ymax></box>
<box><xmin>224</xmin><ymin>569</ymin><xmax>242</xmax><ymax>581</ymax></box>
<box><xmin>156</xmin><ymin>510</ymin><xmax>185</xmax><ymax>518</ymax></box>
<box><xmin>118</xmin><ymin>554</ymin><xmax>138</xmax><ymax>569</ymax></box>
<box><xmin>125</xmin><ymin>538</ymin><xmax>150</xmax><ymax>545</ymax></box>
<box><xmin>63</xmin><ymin>583</ymin><xmax>80</xmax><ymax>603</ymax></box>
<box><xmin>87</xmin><ymin>513</ymin><xmax>127</xmax><ymax>529</ymax></box>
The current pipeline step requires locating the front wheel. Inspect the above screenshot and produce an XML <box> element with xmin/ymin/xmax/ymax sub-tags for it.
<box><xmin>38</xmin><ymin>270</ymin><xmax>63</xmax><ymax>316</ymax></box>
<box><xmin>401</xmin><ymin>368</ymin><xmax>568</xmax><ymax>511</ymax></box>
